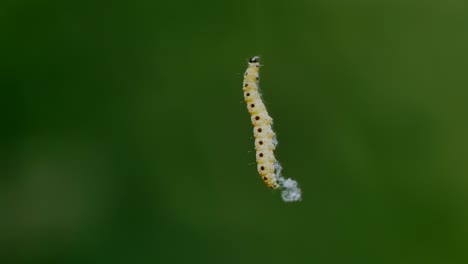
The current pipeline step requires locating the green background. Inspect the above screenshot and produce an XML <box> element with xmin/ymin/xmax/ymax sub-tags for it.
<box><xmin>2</xmin><ymin>0</ymin><xmax>468</xmax><ymax>263</ymax></box>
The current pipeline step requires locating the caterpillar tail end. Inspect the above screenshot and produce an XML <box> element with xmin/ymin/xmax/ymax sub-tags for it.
<box><xmin>267</xmin><ymin>182</ymin><xmax>280</xmax><ymax>190</ymax></box>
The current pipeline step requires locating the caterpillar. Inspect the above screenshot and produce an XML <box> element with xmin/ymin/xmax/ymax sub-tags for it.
<box><xmin>243</xmin><ymin>56</ymin><xmax>302</xmax><ymax>202</ymax></box>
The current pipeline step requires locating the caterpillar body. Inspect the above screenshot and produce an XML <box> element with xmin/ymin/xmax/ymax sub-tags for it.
<box><xmin>243</xmin><ymin>56</ymin><xmax>302</xmax><ymax>202</ymax></box>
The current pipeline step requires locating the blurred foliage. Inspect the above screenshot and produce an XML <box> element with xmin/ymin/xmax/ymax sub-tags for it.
<box><xmin>1</xmin><ymin>0</ymin><xmax>468</xmax><ymax>263</ymax></box>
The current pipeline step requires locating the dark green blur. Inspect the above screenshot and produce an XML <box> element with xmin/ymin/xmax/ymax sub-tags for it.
<box><xmin>2</xmin><ymin>0</ymin><xmax>468</xmax><ymax>263</ymax></box>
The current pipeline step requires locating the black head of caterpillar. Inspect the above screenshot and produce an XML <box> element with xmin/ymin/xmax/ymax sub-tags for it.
<box><xmin>249</xmin><ymin>56</ymin><xmax>260</xmax><ymax>63</ymax></box>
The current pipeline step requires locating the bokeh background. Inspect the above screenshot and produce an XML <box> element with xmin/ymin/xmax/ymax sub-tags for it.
<box><xmin>2</xmin><ymin>0</ymin><xmax>468</xmax><ymax>263</ymax></box>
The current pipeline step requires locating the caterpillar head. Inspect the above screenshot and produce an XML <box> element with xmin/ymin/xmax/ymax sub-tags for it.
<box><xmin>249</xmin><ymin>56</ymin><xmax>260</xmax><ymax>63</ymax></box>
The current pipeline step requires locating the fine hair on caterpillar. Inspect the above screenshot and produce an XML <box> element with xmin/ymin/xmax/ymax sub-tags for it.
<box><xmin>242</xmin><ymin>55</ymin><xmax>302</xmax><ymax>202</ymax></box>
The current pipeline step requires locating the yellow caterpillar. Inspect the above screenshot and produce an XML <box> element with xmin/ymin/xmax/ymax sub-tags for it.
<box><xmin>243</xmin><ymin>56</ymin><xmax>302</xmax><ymax>202</ymax></box>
